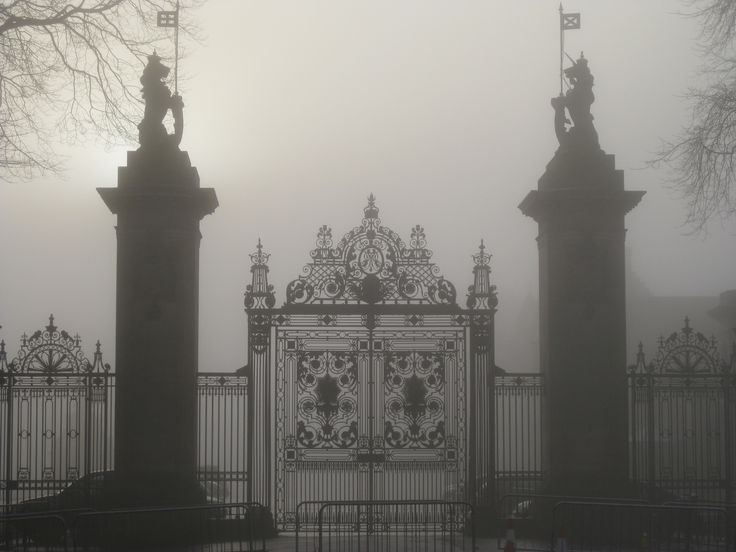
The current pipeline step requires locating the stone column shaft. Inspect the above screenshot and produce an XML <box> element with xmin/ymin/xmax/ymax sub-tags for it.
<box><xmin>99</xmin><ymin>150</ymin><xmax>217</xmax><ymax>505</ymax></box>
<box><xmin>520</xmin><ymin>153</ymin><xmax>643</xmax><ymax>496</ymax></box>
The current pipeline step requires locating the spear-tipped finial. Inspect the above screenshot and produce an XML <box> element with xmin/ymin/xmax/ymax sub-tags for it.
<box><xmin>249</xmin><ymin>238</ymin><xmax>270</xmax><ymax>266</ymax></box>
<box><xmin>472</xmin><ymin>239</ymin><xmax>492</xmax><ymax>267</ymax></box>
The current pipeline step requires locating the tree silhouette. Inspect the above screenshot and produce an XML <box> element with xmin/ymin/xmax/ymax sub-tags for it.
<box><xmin>0</xmin><ymin>0</ymin><xmax>201</xmax><ymax>179</ymax></box>
<box><xmin>656</xmin><ymin>0</ymin><xmax>736</xmax><ymax>230</ymax></box>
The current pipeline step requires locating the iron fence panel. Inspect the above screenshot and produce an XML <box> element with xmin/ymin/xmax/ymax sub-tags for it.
<box><xmin>629</xmin><ymin>320</ymin><xmax>736</xmax><ymax>505</ymax></box>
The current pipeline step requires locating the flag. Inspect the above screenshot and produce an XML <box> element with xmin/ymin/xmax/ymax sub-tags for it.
<box><xmin>561</xmin><ymin>12</ymin><xmax>580</xmax><ymax>30</ymax></box>
<box><xmin>157</xmin><ymin>10</ymin><xmax>178</xmax><ymax>28</ymax></box>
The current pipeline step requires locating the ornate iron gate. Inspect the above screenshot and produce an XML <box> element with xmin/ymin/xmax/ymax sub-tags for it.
<box><xmin>0</xmin><ymin>317</ymin><xmax>251</xmax><ymax>510</ymax></box>
<box><xmin>0</xmin><ymin>316</ymin><xmax>113</xmax><ymax>510</ymax></box>
<box><xmin>630</xmin><ymin>318</ymin><xmax>736</xmax><ymax>504</ymax></box>
<box><xmin>245</xmin><ymin>196</ymin><xmax>497</xmax><ymax>529</ymax></box>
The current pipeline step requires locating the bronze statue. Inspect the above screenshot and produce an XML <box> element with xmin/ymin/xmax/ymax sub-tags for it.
<box><xmin>551</xmin><ymin>54</ymin><xmax>599</xmax><ymax>151</ymax></box>
<box><xmin>138</xmin><ymin>52</ymin><xmax>183</xmax><ymax>151</ymax></box>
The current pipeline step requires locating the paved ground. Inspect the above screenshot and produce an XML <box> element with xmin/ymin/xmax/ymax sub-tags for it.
<box><xmin>260</xmin><ymin>534</ymin><xmax>524</xmax><ymax>551</ymax></box>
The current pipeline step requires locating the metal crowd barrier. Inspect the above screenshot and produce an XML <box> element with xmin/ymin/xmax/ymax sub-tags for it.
<box><xmin>296</xmin><ymin>500</ymin><xmax>475</xmax><ymax>552</ymax></box>
<box><xmin>494</xmin><ymin>494</ymin><xmax>647</xmax><ymax>551</ymax></box>
<box><xmin>551</xmin><ymin>500</ymin><xmax>730</xmax><ymax>551</ymax></box>
<box><xmin>1</xmin><ymin>510</ymin><xmax>74</xmax><ymax>551</ymax></box>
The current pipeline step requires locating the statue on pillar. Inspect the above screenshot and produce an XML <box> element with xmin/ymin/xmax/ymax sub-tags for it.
<box><xmin>138</xmin><ymin>52</ymin><xmax>183</xmax><ymax>151</ymax></box>
<box><xmin>551</xmin><ymin>54</ymin><xmax>600</xmax><ymax>152</ymax></box>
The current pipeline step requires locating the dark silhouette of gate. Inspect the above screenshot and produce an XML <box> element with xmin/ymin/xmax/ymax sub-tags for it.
<box><xmin>244</xmin><ymin>196</ymin><xmax>498</xmax><ymax>530</ymax></box>
<box><xmin>629</xmin><ymin>318</ymin><xmax>736</xmax><ymax>504</ymax></box>
<box><xmin>0</xmin><ymin>316</ymin><xmax>250</xmax><ymax>510</ymax></box>
<box><xmin>0</xmin><ymin>316</ymin><xmax>113</xmax><ymax>509</ymax></box>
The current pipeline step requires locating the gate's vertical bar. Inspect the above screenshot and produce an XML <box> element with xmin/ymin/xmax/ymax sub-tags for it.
<box><xmin>723</xmin><ymin>369</ymin><xmax>733</xmax><ymax>507</ymax></box>
<box><xmin>243</xmin><ymin>239</ymin><xmax>275</xmax><ymax>514</ymax></box>
<box><xmin>2</xmin><ymin>344</ymin><xmax>12</xmax><ymax>512</ymax></box>
<box><xmin>104</xmin><ymin>369</ymin><xmax>110</xmax><ymax>473</ymax></box>
<box><xmin>629</xmin><ymin>359</ymin><xmax>638</xmax><ymax>487</ymax></box>
<box><xmin>646</xmin><ymin>367</ymin><xmax>656</xmax><ymax>502</ymax></box>
<box><xmin>246</xmin><ymin>362</ymin><xmax>254</xmax><ymax>504</ymax></box>
<box><xmin>466</xmin><ymin>240</ymin><xmax>497</xmax><ymax>521</ymax></box>
<box><xmin>85</xmin><ymin>367</ymin><xmax>93</xmax><ymax>503</ymax></box>
<box><xmin>366</xmin><ymin>310</ymin><xmax>375</xmax><ymax>506</ymax></box>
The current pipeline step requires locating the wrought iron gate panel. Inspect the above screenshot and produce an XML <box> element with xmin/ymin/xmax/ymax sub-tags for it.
<box><xmin>197</xmin><ymin>373</ymin><xmax>249</xmax><ymax>505</ymax></box>
<box><xmin>0</xmin><ymin>317</ymin><xmax>113</xmax><ymax>509</ymax></box>
<box><xmin>630</xmin><ymin>319</ymin><xmax>736</xmax><ymax>504</ymax></box>
<box><xmin>371</xmin><ymin>327</ymin><xmax>466</xmax><ymax>504</ymax></box>
<box><xmin>1</xmin><ymin>317</ymin><xmax>255</xmax><ymax>513</ymax></box>
<box><xmin>494</xmin><ymin>373</ymin><xmax>545</xmax><ymax>498</ymax></box>
<box><xmin>274</xmin><ymin>325</ymin><xmax>467</xmax><ymax>529</ymax></box>
<box><xmin>275</xmin><ymin>327</ymin><xmax>369</xmax><ymax>529</ymax></box>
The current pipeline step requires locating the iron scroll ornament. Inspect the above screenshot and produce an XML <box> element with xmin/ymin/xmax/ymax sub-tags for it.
<box><xmin>384</xmin><ymin>351</ymin><xmax>446</xmax><ymax>449</ymax></box>
<box><xmin>630</xmin><ymin>318</ymin><xmax>725</xmax><ymax>375</ymax></box>
<box><xmin>286</xmin><ymin>195</ymin><xmax>457</xmax><ymax>305</ymax></box>
<box><xmin>9</xmin><ymin>315</ymin><xmax>106</xmax><ymax>374</ymax></box>
<box><xmin>296</xmin><ymin>351</ymin><xmax>359</xmax><ymax>449</ymax></box>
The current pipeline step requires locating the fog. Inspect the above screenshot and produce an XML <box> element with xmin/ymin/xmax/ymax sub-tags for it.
<box><xmin>1</xmin><ymin>1</ymin><xmax>734</xmax><ymax>373</ymax></box>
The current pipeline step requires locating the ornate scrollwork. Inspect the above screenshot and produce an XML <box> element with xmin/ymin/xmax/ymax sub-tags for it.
<box><xmin>285</xmin><ymin>279</ymin><xmax>315</xmax><ymax>304</ymax></box>
<box><xmin>410</xmin><ymin>225</ymin><xmax>427</xmax><ymax>250</ymax></box>
<box><xmin>384</xmin><ymin>351</ymin><xmax>445</xmax><ymax>448</ymax></box>
<box><xmin>248</xmin><ymin>313</ymin><xmax>271</xmax><ymax>354</ymax></box>
<box><xmin>428</xmin><ymin>278</ymin><xmax>457</xmax><ymax>305</ymax></box>
<box><xmin>316</xmin><ymin>225</ymin><xmax>333</xmax><ymax>249</ymax></box>
<box><xmin>296</xmin><ymin>351</ymin><xmax>358</xmax><ymax>448</ymax></box>
<box><xmin>10</xmin><ymin>315</ymin><xmax>106</xmax><ymax>374</ymax></box>
<box><xmin>285</xmin><ymin>195</ymin><xmax>457</xmax><ymax>305</ymax></box>
<box><xmin>631</xmin><ymin>318</ymin><xmax>725</xmax><ymax>375</ymax></box>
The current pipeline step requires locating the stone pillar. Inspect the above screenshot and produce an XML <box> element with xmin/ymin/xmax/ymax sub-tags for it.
<box><xmin>99</xmin><ymin>149</ymin><xmax>217</xmax><ymax>505</ymax></box>
<box><xmin>520</xmin><ymin>151</ymin><xmax>643</xmax><ymax>496</ymax></box>
<box><xmin>519</xmin><ymin>55</ymin><xmax>644</xmax><ymax>496</ymax></box>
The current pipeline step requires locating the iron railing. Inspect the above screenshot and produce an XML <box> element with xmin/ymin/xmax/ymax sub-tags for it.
<box><xmin>296</xmin><ymin>500</ymin><xmax>475</xmax><ymax>552</ymax></box>
<box><xmin>1</xmin><ymin>371</ymin><xmax>250</xmax><ymax>510</ymax></box>
<box><xmin>494</xmin><ymin>374</ymin><xmax>545</xmax><ymax>502</ymax></box>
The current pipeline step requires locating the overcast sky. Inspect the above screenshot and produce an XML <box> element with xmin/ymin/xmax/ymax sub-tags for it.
<box><xmin>1</xmin><ymin>1</ymin><xmax>734</xmax><ymax>372</ymax></box>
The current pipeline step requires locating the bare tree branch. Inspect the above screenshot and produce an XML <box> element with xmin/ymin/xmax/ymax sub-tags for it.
<box><xmin>655</xmin><ymin>0</ymin><xmax>736</xmax><ymax>230</ymax></box>
<box><xmin>0</xmin><ymin>0</ymin><xmax>203</xmax><ymax>180</ymax></box>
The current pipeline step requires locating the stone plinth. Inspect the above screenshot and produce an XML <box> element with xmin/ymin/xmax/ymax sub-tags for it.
<box><xmin>520</xmin><ymin>149</ymin><xmax>643</xmax><ymax>496</ymax></box>
<box><xmin>99</xmin><ymin>149</ymin><xmax>217</xmax><ymax>505</ymax></box>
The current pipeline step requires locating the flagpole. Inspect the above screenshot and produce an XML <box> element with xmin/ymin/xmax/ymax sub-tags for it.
<box><xmin>174</xmin><ymin>0</ymin><xmax>180</xmax><ymax>95</ymax></box>
<box><xmin>559</xmin><ymin>3</ymin><xmax>564</xmax><ymax>95</ymax></box>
